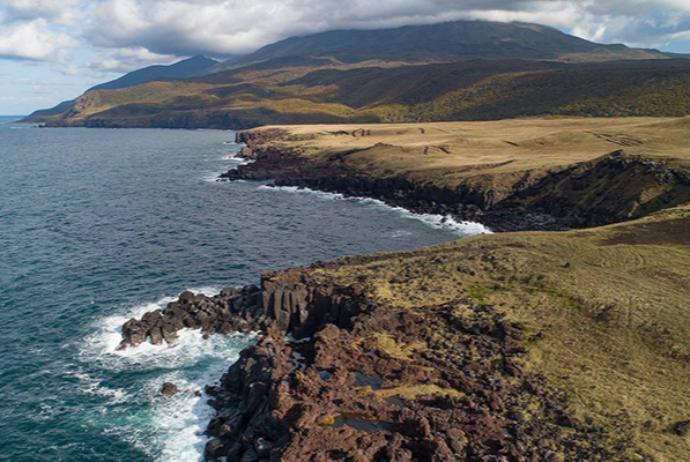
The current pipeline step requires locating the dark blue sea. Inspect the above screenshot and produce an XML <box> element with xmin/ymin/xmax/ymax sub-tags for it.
<box><xmin>0</xmin><ymin>116</ymin><xmax>488</xmax><ymax>462</ymax></box>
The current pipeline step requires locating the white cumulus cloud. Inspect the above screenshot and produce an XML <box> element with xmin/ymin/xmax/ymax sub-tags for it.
<box><xmin>2</xmin><ymin>0</ymin><xmax>83</xmax><ymax>25</ymax></box>
<box><xmin>0</xmin><ymin>19</ymin><xmax>79</xmax><ymax>61</ymax></box>
<box><xmin>4</xmin><ymin>0</ymin><xmax>690</xmax><ymax>66</ymax></box>
<box><xmin>78</xmin><ymin>0</ymin><xmax>690</xmax><ymax>58</ymax></box>
<box><xmin>86</xmin><ymin>46</ymin><xmax>179</xmax><ymax>74</ymax></box>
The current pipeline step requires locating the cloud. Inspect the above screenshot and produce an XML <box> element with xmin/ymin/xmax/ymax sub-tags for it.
<box><xmin>6</xmin><ymin>0</ymin><xmax>690</xmax><ymax>115</ymax></box>
<box><xmin>0</xmin><ymin>19</ymin><xmax>80</xmax><ymax>61</ymax></box>
<box><xmin>2</xmin><ymin>0</ymin><xmax>83</xmax><ymax>25</ymax></box>
<box><xmin>86</xmin><ymin>46</ymin><xmax>179</xmax><ymax>74</ymax></box>
<box><xmin>78</xmin><ymin>0</ymin><xmax>690</xmax><ymax>58</ymax></box>
<box><xmin>4</xmin><ymin>0</ymin><xmax>690</xmax><ymax>67</ymax></box>
<box><xmin>0</xmin><ymin>0</ymin><xmax>82</xmax><ymax>63</ymax></box>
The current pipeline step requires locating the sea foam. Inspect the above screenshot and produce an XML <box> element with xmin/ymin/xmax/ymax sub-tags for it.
<box><xmin>80</xmin><ymin>288</ymin><xmax>254</xmax><ymax>462</ymax></box>
<box><xmin>257</xmin><ymin>185</ymin><xmax>492</xmax><ymax>235</ymax></box>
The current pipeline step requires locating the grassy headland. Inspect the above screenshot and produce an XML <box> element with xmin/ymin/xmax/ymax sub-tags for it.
<box><xmin>110</xmin><ymin>117</ymin><xmax>690</xmax><ymax>461</ymax></box>
<box><xmin>215</xmin><ymin>118</ymin><xmax>690</xmax><ymax>460</ymax></box>
<box><xmin>302</xmin><ymin>204</ymin><xmax>690</xmax><ymax>461</ymax></box>
<box><xmin>228</xmin><ymin>118</ymin><xmax>690</xmax><ymax>229</ymax></box>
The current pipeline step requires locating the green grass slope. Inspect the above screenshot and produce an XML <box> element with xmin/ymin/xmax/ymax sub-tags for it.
<box><xmin>312</xmin><ymin>205</ymin><xmax>690</xmax><ymax>461</ymax></box>
<box><xmin>42</xmin><ymin>58</ymin><xmax>690</xmax><ymax>129</ymax></box>
<box><xmin>28</xmin><ymin>20</ymin><xmax>690</xmax><ymax>128</ymax></box>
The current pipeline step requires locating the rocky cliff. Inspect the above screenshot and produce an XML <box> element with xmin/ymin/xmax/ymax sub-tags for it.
<box><xmin>123</xmin><ymin>266</ymin><xmax>621</xmax><ymax>462</ymax></box>
<box><xmin>119</xmin><ymin>119</ymin><xmax>690</xmax><ymax>461</ymax></box>
<box><xmin>203</xmin><ymin>271</ymin><xmax>616</xmax><ymax>462</ymax></box>
<box><xmin>223</xmin><ymin>127</ymin><xmax>690</xmax><ymax>231</ymax></box>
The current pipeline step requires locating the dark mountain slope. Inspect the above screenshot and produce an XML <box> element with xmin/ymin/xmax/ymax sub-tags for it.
<box><xmin>213</xmin><ymin>20</ymin><xmax>667</xmax><ymax>71</ymax></box>
<box><xmin>276</xmin><ymin>59</ymin><xmax>690</xmax><ymax>118</ymax></box>
<box><xmin>25</xmin><ymin>20</ymin><xmax>690</xmax><ymax>128</ymax></box>
<box><xmin>90</xmin><ymin>55</ymin><xmax>217</xmax><ymax>91</ymax></box>
<box><xmin>39</xmin><ymin>58</ymin><xmax>690</xmax><ymax>129</ymax></box>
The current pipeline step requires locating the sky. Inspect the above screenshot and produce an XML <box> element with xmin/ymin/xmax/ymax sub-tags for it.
<box><xmin>4</xmin><ymin>0</ymin><xmax>690</xmax><ymax>114</ymax></box>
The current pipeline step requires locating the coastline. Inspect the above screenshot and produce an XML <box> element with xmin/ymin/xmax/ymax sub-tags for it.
<box><xmin>255</xmin><ymin>185</ymin><xmax>493</xmax><ymax>236</ymax></box>
<box><xmin>222</xmin><ymin>121</ymin><xmax>690</xmax><ymax>232</ymax></box>
<box><xmin>123</xmin><ymin>203</ymin><xmax>690</xmax><ymax>462</ymax></box>
<box><xmin>119</xmin><ymin>121</ymin><xmax>690</xmax><ymax>461</ymax></box>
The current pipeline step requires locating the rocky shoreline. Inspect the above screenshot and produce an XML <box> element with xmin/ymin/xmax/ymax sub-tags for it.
<box><xmin>121</xmin><ymin>268</ymin><xmax>616</xmax><ymax>462</ymax></box>
<box><xmin>118</xmin><ymin>284</ymin><xmax>264</xmax><ymax>350</ymax></box>
<box><xmin>117</xmin><ymin>123</ymin><xmax>690</xmax><ymax>461</ymax></box>
<box><xmin>220</xmin><ymin>129</ymin><xmax>690</xmax><ymax>233</ymax></box>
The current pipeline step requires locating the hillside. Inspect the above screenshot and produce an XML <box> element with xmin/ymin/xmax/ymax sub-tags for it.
<box><xmin>32</xmin><ymin>58</ymin><xmax>690</xmax><ymax>129</ymax></box>
<box><xmin>212</xmin><ymin>20</ymin><xmax>667</xmax><ymax>71</ymax></box>
<box><xmin>26</xmin><ymin>20</ymin><xmax>690</xmax><ymax>129</ymax></box>
<box><xmin>24</xmin><ymin>55</ymin><xmax>217</xmax><ymax>120</ymax></box>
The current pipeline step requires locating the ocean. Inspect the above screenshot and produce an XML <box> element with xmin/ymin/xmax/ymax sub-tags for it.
<box><xmin>0</xmin><ymin>116</ymin><xmax>487</xmax><ymax>462</ymax></box>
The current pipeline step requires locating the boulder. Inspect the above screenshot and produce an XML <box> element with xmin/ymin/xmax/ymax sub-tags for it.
<box><xmin>161</xmin><ymin>324</ymin><xmax>178</xmax><ymax>343</ymax></box>
<box><xmin>118</xmin><ymin>283</ymin><xmax>268</xmax><ymax>349</ymax></box>
<box><xmin>179</xmin><ymin>291</ymin><xmax>195</xmax><ymax>305</ymax></box>
<box><xmin>204</xmin><ymin>438</ymin><xmax>224</xmax><ymax>460</ymax></box>
<box><xmin>240</xmin><ymin>448</ymin><xmax>259</xmax><ymax>462</ymax></box>
<box><xmin>254</xmin><ymin>438</ymin><xmax>273</xmax><ymax>458</ymax></box>
<box><xmin>161</xmin><ymin>382</ymin><xmax>178</xmax><ymax>396</ymax></box>
<box><xmin>142</xmin><ymin>309</ymin><xmax>162</xmax><ymax>324</ymax></box>
<box><xmin>149</xmin><ymin>327</ymin><xmax>163</xmax><ymax>345</ymax></box>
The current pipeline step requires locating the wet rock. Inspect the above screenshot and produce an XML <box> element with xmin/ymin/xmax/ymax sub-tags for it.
<box><xmin>161</xmin><ymin>382</ymin><xmax>178</xmax><ymax>396</ymax></box>
<box><xmin>149</xmin><ymin>327</ymin><xmax>163</xmax><ymax>345</ymax></box>
<box><xmin>204</xmin><ymin>438</ymin><xmax>224</xmax><ymax>460</ymax></box>
<box><xmin>218</xmin><ymin>423</ymin><xmax>233</xmax><ymax>438</ymax></box>
<box><xmin>254</xmin><ymin>438</ymin><xmax>273</xmax><ymax>458</ymax></box>
<box><xmin>161</xmin><ymin>324</ymin><xmax>178</xmax><ymax>343</ymax></box>
<box><xmin>179</xmin><ymin>291</ymin><xmax>195</xmax><ymax>304</ymax></box>
<box><xmin>240</xmin><ymin>448</ymin><xmax>259</xmax><ymax>462</ymax></box>
<box><xmin>117</xmin><ymin>284</ymin><xmax>269</xmax><ymax>349</ymax></box>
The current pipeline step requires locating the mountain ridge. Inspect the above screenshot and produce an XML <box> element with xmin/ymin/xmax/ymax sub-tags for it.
<box><xmin>211</xmin><ymin>20</ymin><xmax>668</xmax><ymax>72</ymax></box>
<box><xmin>24</xmin><ymin>20</ymin><xmax>690</xmax><ymax>127</ymax></box>
<box><xmin>25</xmin><ymin>55</ymin><xmax>218</xmax><ymax>120</ymax></box>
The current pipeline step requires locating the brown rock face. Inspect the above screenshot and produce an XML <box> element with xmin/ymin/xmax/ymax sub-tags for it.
<box><xmin>202</xmin><ymin>272</ymin><xmax>616</xmax><ymax>462</ymax></box>
<box><xmin>161</xmin><ymin>382</ymin><xmax>179</xmax><ymax>396</ymax></box>
<box><xmin>119</xmin><ymin>267</ymin><xmax>619</xmax><ymax>461</ymax></box>
<box><xmin>118</xmin><ymin>285</ymin><xmax>264</xmax><ymax>350</ymax></box>
<box><xmin>260</xmin><ymin>268</ymin><xmax>369</xmax><ymax>338</ymax></box>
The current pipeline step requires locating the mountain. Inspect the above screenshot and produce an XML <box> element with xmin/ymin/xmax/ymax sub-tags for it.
<box><xmin>212</xmin><ymin>20</ymin><xmax>667</xmax><ymax>72</ymax></box>
<box><xmin>25</xmin><ymin>20</ymin><xmax>690</xmax><ymax>128</ymax></box>
<box><xmin>89</xmin><ymin>55</ymin><xmax>218</xmax><ymax>91</ymax></box>
<box><xmin>24</xmin><ymin>55</ymin><xmax>218</xmax><ymax>120</ymax></box>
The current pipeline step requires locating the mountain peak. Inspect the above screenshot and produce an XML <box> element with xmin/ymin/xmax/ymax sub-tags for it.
<box><xmin>212</xmin><ymin>19</ymin><xmax>664</xmax><ymax>72</ymax></box>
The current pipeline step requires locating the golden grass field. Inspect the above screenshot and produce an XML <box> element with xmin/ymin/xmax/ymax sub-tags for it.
<box><xmin>234</xmin><ymin>117</ymin><xmax>690</xmax><ymax>460</ymax></box>
<box><xmin>251</xmin><ymin>117</ymin><xmax>690</xmax><ymax>188</ymax></box>
<box><xmin>311</xmin><ymin>205</ymin><xmax>690</xmax><ymax>461</ymax></box>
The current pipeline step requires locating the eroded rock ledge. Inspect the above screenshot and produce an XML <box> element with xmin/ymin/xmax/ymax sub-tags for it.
<box><xmin>121</xmin><ymin>267</ymin><xmax>618</xmax><ymax>461</ymax></box>
<box><xmin>118</xmin><ymin>268</ymin><xmax>366</xmax><ymax>350</ymax></box>
<box><xmin>221</xmin><ymin>129</ymin><xmax>690</xmax><ymax>232</ymax></box>
<box><xmin>119</xmin><ymin>285</ymin><xmax>263</xmax><ymax>349</ymax></box>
